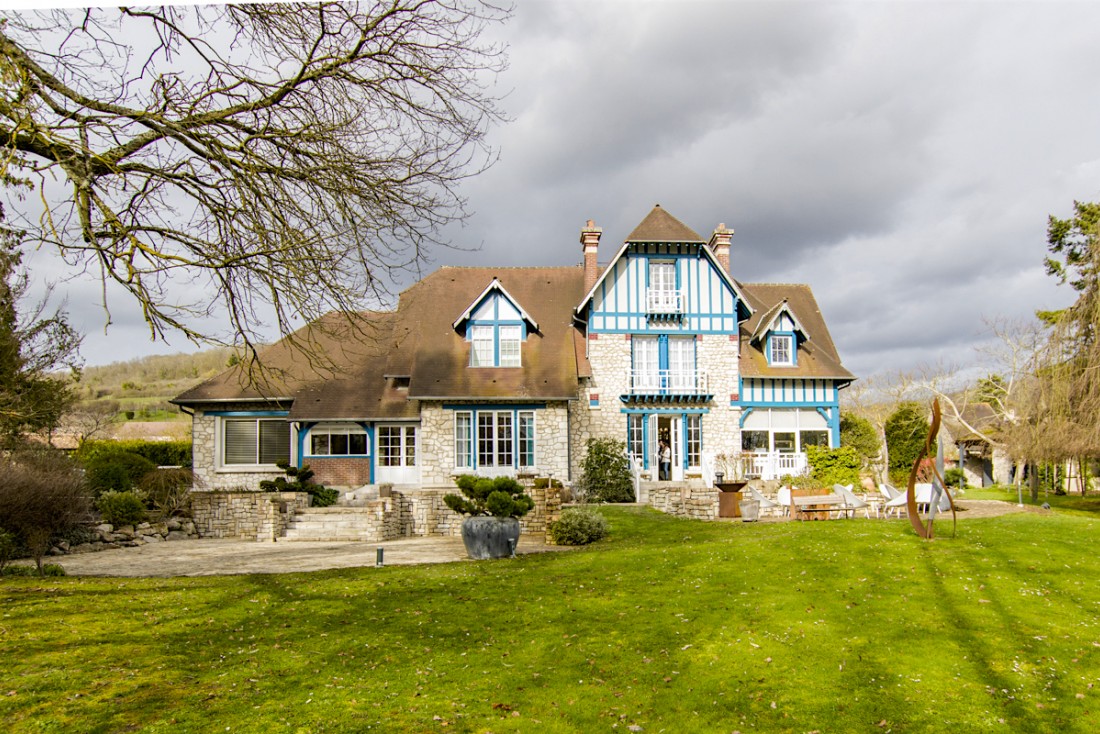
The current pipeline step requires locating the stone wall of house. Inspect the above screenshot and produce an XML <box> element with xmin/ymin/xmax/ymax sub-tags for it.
<box><xmin>647</xmin><ymin>484</ymin><xmax>719</xmax><ymax>520</ymax></box>
<box><xmin>191</xmin><ymin>491</ymin><xmax>310</xmax><ymax>540</ymax></box>
<box><xmin>418</xmin><ymin>401</ymin><xmax>572</xmax><ymax>488</ymax></box>
<box><xmin>191</xmin><ymin>405</ymin><xmax>288</xmax><ymax>492</ymax></box>
<box><xmin>569</xmin><ymin>334</ymin><xmax>742</xmax><ymax>482</ymax></box>
<box><xmin>308</xmin><ymin>457</ymin><xmax>373</xmax><ymax>488</ymax></box>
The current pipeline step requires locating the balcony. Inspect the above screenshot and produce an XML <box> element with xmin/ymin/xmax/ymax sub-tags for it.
<box><xmin>646</xmin><ymin>288</ymin><xmax>683</xmax><ymax>315</ymax></box>
<box><xmin>625</xmin><ymin>369</ymin><xmax>711</xmax><ymax>403</ymax></box>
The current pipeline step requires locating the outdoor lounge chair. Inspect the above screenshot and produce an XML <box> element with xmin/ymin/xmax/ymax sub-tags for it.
<box><xmin>746</xmin><ymin>485</ymin><xmax>779</xmax><ymax>515</ymax></box>
<box><xmin>776</xmin><ymin>486</ymin><xmax>792</xmax><ymax>517</ymax></box>
<box><xmin>833</xmin><ymin>483</ymin><xmax>872</xmax><ymax>519</ymax></box>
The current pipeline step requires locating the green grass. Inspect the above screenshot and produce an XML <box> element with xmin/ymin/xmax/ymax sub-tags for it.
<box><xmin>3</xmin><ymin>507</ymin><xmax>1100</xmax><ymax>732</ymax></box>
<box><xmin>965</xmin><ymin>484</ymin><xmax>1100</xmax><ymax>516</ymax></box>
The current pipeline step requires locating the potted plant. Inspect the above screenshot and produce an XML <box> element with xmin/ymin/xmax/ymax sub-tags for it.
<box><xmin>444</xmin><ymin>475</ymin><xmax>535</xmax><ymax>559</ymax></box>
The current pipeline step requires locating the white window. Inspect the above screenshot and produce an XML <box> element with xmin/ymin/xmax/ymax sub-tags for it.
<box><xmin>455</xmin><ymin>412</ymin><xmax>473</xmax><ymax>468</ymax></box>
<box><xmin>633</xmin><ymin>337</ymin><xmax>660</xmax><ymax>391</ymax></box>
<box><xmin>223</xmin><ymin>418</ymin><xmax>290</xmax><ymax>466</ymax></box>
<box><xmin>471</xmin><ymin>325</ymin><xmax>494</xmax><ymax>367</ymax></box>
<box><xmin>668</xmin><ymin>337</ymin><xmax>696</xmax><ymax>391</ymax></box>
<box><xmin>378</xmin><ymin>425</ymin><xmax>416</xmax><ymax>467</ymax></box>
<box><xmin>309</xmin><ymin>425</ymin><xmax>368</xmax><ymax>456</ymax></box>
<box><xmin>499</xmin><ymin>325</ymin><xmax>522</xmax><ymax>367</ymax></box>
<box><xmin>518</xmin><ymin>411</ymin><xmax>535</xmax><ymax>468</ymax></box>
<box><xmin>770</xmin><ymin>334</ymin><xmax>793</xmax><ymax>365</ymax></box>
<box><xmin>686</xmin><ymin>415</ymin><xmax>702</xmax><ymax>468</ymax></box>
<box><xmin>650</xmin><ymin>261</ymin><xmax>675</xmax><ymax>292</ymax></box>
<box><xmin>627</xmin><ymin>414</ymin><xmax>645</xmax><ymax>462</ymax></box>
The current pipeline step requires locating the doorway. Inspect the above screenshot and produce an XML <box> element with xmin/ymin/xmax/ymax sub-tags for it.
<box><xmin>654</xmin><ymin>415</ymin><xmax>682</xmax><ymax>481</ymax></box>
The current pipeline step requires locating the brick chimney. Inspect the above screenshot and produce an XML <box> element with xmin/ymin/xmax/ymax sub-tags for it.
<box><xmin>708</xmin><ymin>223</ymin><xmax>733</xmax><ymax>274</ymax></box>
<box><xmin>580</xmin><ymin>219</ymin><xmax>602</xmax><ymax>293</ymax></box>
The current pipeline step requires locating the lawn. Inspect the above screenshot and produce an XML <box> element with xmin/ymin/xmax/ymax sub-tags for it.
<box><xmin>3</xmin><ymin>507</ymin><xmax>1100</xmax><ymax>733</ymax></box>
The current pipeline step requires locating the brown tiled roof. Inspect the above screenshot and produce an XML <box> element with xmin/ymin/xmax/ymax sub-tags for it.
<box><xmin>173</xmin><ymin>311</ymin><xmax>398</xmax><ymax>407</ymax></box>
<box><xmin>174</xmin><ymin>266</ymin><xmax>587</xmax><ymax>414</ymax></box>
<box><xmin>625</xmin><ymin>204</ymin><xmax>705</xmax><ymax>243</ymax></box>
<box><xmin>738</xmin><ymin>283</ymin><xmax>855</xmax><ymax>382</ymax></box>
<box><xmin>391</xmin><ymin>266</ymin><xmax>585</xmax><ymax>400</ymax></box>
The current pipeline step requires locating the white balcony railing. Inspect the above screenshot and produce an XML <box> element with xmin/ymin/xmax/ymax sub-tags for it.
<box><xmin>743</xmin><ymin>451</ymin><xmax>809</xmax><ymax>481</ymax></box>
<box><xmin>630</xmin><ymin>369</ymin><xmax>709</xmax><ymax>395</ymax></box>
<box><xmin>646</xmin><ymin>288</ymin><xmax>683</xmax><ymax>314</ymax></box>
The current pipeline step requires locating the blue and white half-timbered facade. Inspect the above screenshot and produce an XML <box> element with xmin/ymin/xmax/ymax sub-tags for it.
<box><xmin>177</xmin><ymin>204</ymin><xmax>853</xmax><ymax>493</ymax></box>
<box><xmin>572</xmin><ymin>206</ymin><xmax>853</xmax><ymax>483</ymax></box>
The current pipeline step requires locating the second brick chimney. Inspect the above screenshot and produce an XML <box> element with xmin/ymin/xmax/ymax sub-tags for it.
<box><xmin>581</xmin><ymin>219</ymin><xmax>602</xmax><ymax>293</ymax></box>
<box><xmin>708</xmin><ymin>223</ymin><xmax>733</xmax><ymax>274</ymax></box>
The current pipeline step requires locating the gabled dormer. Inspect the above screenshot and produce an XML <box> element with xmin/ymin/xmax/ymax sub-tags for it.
<box><xmin>574</xmin><ymin>205</ymin><xmax>752</xmax><ymax>334</ymax></box>
<box><xmin>749</xmin><ymin>299</ymin><xmax>810</xmax><ymax>367</ymax></box>
<box><xmin>453</xmin><ymin>278</ymin><xmax>539</xmax><ymax>367</ymax></box>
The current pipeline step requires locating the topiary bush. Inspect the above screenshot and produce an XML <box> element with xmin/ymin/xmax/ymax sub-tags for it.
<box><xmin>548</xmin><ymin>507</ymin><xmax>608</xmax><ymax>545</ymax></box>
<box><xmin>444</xmin><ymin>475</ymin><xmax>534</xmax><ymax>518</ymax></box>
<box><xmin>578</xmin><ymin>437</ymin><xmax>635</xmax><ymax>503</ymax></box>
<box><xmin>96</xmin><ymin>490</ymin><xmax>147</xmax><ymax>527</ymax></box>
<box><xmin>259</xmin><ymin>462</ymin><xmax>337</xmax><ymax>507</ymax></box>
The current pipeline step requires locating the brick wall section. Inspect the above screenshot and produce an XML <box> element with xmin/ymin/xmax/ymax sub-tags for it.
<box><xmin>648</xmin><ymin>484</ymin><xmax>719</xmax><ymax>520</ymax></box>
<box><xmin>192</xmin><ymin>491</ymin><xmax>310</xmax><ymax>540</ymax></box>
<box><xmin>308</xmin><ymin>457</ymin><xmax>372</xmax><ymax>488</ymax></box>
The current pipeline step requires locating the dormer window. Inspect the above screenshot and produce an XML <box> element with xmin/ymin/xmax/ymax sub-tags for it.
<box><xmin>469</xmin><ymin>323</ymin><xmax>523</xmax><ymax>367</ymax></box>
<box><xmin>769</xmin><ymin>333</ymin><xmax>794</xmax><ymax>366</ymax></box>
<box><xmin>454</xmin><ymin>278</ymin><xmax>537</xmax><ymax>368</ymax></box>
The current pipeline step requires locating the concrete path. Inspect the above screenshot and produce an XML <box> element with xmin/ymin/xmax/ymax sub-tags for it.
<box><xmin>41</xmin><ymin>535</ymin><xmax>569</xmax><ymax>578</ymax></box>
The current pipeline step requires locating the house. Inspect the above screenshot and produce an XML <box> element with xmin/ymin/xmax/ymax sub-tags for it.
<box><xmin>173</xmin><ymin>205</ymin><xmax>854</xmax><ymax>499</ymax></box>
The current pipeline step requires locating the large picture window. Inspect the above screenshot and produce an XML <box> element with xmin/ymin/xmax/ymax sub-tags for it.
<box><xmin>223</xmin><ymin>418</ymin><xmax>290</xmax><ymax>466</ymax></box>
<box><xmin>309</xmin><ymin>425</ymin><xmax>368</xmax><ymax>456</ymax></box>
<box><xmin>456</xmin><ymin>409</ymin><xmax>537</xmax><ymax>471</ymax></box>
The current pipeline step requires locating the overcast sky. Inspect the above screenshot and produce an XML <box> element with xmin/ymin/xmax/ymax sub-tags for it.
<box><xmin>19</xmin><ymin>1</ymin><xmax>1100</xmax><ymax>381</ymax></box>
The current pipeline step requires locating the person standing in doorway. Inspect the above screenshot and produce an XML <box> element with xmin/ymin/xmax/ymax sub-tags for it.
<box><xmin>659</xmin><ymin>440</ymin><xmax>671</xmax><ymax>481</ymax></box>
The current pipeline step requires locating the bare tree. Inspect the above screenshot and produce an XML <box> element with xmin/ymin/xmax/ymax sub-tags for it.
<box><xmin>0</xmin><ymin>2</ymin><xmax>507</xmax><ymax>364</ymax></box>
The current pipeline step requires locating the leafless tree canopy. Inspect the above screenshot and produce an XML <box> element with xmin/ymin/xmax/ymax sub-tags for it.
<box><xmin>0</xmin><ymin>2</ymin><xmax>507</xmax><ymax>355</ymax></box>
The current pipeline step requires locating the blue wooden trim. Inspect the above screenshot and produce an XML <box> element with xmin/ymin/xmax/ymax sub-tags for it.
<box><xmin>741</xmin><ymin>400</ymin><xmax>841</xmax><ymax>409</ymax></box>
<box><xmin>296</xmin><ymin>421</ymin><xmax>316</xmax><ymax>468</ymax></box>
<box><xmin>205</xmin><ymin>410</ymin><xmax>289</xmax><ymax>417</ymax></box>
<box><xmin>619</xmin><ymin>407</ymin><xmax>710</xmax><ymax>414</ymax></box>
<box><xmin>441</xmin><ymin>403</ymin><xmax>546</xmax><ymax>411</ymax></box>
<box><xmin>739</xmin><ymin>406</ymin><xmax>755</xmax><ymax>428</ymax></box>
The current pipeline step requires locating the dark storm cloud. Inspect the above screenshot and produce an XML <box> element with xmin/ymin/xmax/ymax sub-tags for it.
<box><xmin>19</xmin><ymin>1</ymin><xmax>1100</xmax><ymax>379</ymax></box>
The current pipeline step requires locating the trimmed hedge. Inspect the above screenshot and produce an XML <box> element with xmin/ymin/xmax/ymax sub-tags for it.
<box><xmin>78</xmin><ymin>439</ymin><xmax>192</xmax><ymax>468</ymax></box>
<box><xmin>549</xmin><ymin>507</ymin><xmax>608</xmax><ymax>545</ymax></box>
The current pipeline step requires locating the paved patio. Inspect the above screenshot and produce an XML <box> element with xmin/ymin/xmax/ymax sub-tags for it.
<box><xmin>36</xmin><ymin>535</ymin><xmax>569</xmax><ymax>577</ymax></box>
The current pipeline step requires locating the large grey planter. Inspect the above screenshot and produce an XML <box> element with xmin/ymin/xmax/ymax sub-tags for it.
<box><xmin>739</xmin><ymin>499</ymin><xmax>761</xmax><ymax>522</ymax></box>
<box><xmin>461</xmin><ymin>516</ymin><xmax>521</xmax><ymax>560</ymax></box>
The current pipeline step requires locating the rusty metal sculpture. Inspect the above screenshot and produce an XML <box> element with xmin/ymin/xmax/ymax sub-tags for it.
<box><xmin>906</xmin><ymin>398</ymin><xmax>958</xmax><ymax>539</ymax></box>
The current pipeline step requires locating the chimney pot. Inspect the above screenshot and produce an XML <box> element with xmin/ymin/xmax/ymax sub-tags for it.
<box><xmin>708</xmin><ymin>223</ymin><xmax>734</xmax><ymax>275</ymax></box>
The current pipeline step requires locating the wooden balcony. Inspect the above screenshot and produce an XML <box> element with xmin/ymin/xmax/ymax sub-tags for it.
<box><xmin>646</xmin><ymin>288</ymin><xmax>683</xmax><ymax>314</ymax></box>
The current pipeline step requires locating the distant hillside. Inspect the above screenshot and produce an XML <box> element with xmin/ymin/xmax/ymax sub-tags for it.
<box><xmin>72</xmin><ymin>347</ymin><xmax>234</xmax><ymax>422</ymax></box>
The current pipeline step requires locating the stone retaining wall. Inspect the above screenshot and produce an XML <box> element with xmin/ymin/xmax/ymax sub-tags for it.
<box><xmin>192</xmin><ymin>491</ymin><xmax>311</xmax><ymax>540</ymax></box>
<box><xmin>648</xmin><ymin>484</ymin><xmax>719</xmax><ymax>520</ymax></box>
<box><xmin>48</xmin><ymin>518</ymin><xmax>200</xmax><ymax>556</ymax></box>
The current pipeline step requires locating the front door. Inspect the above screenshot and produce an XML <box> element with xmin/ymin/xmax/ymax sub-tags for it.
<box><xmin>375</xmin><ymin>424</ymin><xmax>420</xmax><ymax>485</ymax></box>
<box><xmin>654</xmin><ymin>415</ymin><xmax>683</xmax><ymax>481</ymax></box>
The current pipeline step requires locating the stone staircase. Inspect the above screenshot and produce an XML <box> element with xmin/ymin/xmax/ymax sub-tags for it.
<box><xmin>282</xmin><ymin>506</ymin><xmax>386</xmax><ymax>542</ymax></box>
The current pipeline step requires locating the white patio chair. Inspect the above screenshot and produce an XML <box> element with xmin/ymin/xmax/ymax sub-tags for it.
<box><xmin>833</xmin><ymin>483</ymin><xmax>871</xmax><ymax>519</ymax></box>
<box><xmin>776</xmin><ymin>486</ymin><xmax>792</xmax><ymax>518</ymax></box>
<box><xmin>746</xmin><ymin>485</ymin><xmax>779</xmax><ymax>515</ymax></box>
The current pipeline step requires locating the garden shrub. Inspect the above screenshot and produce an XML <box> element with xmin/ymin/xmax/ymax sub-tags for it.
<box><xmin>78</xmin><ymin>439</ymin><xmax>192</xmax><ymax>468</ymax></box>
<box><xmin>885</xmin><ymin>402</ymin><xmax>930</xmax><ymax>486</ymax></box>
<box><xmin>944</xmin><ymin>467</ymin><xmax>967</xmax><ymax>489</ymax></box>
<box><xmin>548</xmin><ymin>507</ymin><xmax>608</xmax><ymax>545</ymax></box>
<box><xmin>445</xmin><ymin>475</ymin><xmax>534</xmax><ymax>518</ymax></box>
<box><xmin>806</xmin><ymin>445</ymin><xmax>861</xmax><ymax>488</ymax></box>
<box><xmin>2</xmin><ymin>563</ymin><xmax>66</xmax><ymax>577</ymax></box>
<box><xmin>533</xmin><ymin>477</ymin><xmax>563</xmax><ymax>489</ymax></box>
<box><xmin>0</xmin><ymin>448</ymin><xmax>91</xmax><ymax>575</ymax></box>
<box><xmin>96</xmin><ymin>490</ymin><xmax>147</xmax><ymax>527</ymax></box>
<box><xmin>578</xmin><ymin>437</ymin><xmax>635</xmax><ymax>503</ymax></box>
<box><xmin>83</xmin><ymin>450</ymin><xmax>157</xmax><ymax>497</ymax></box>
<box><xmin>0</xmin><ymin>528</ymin><xmax>15</xmax><ymax>572</ymax></box>
<box><xmin>137</xmin><ymin>467</ymin><xmax>194</xmax><ymax>518</ymax></box>
<box><xmin>259</xmin><ymin>463</ymin><xmax>338</xmax><ymax>507</ymax></box>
